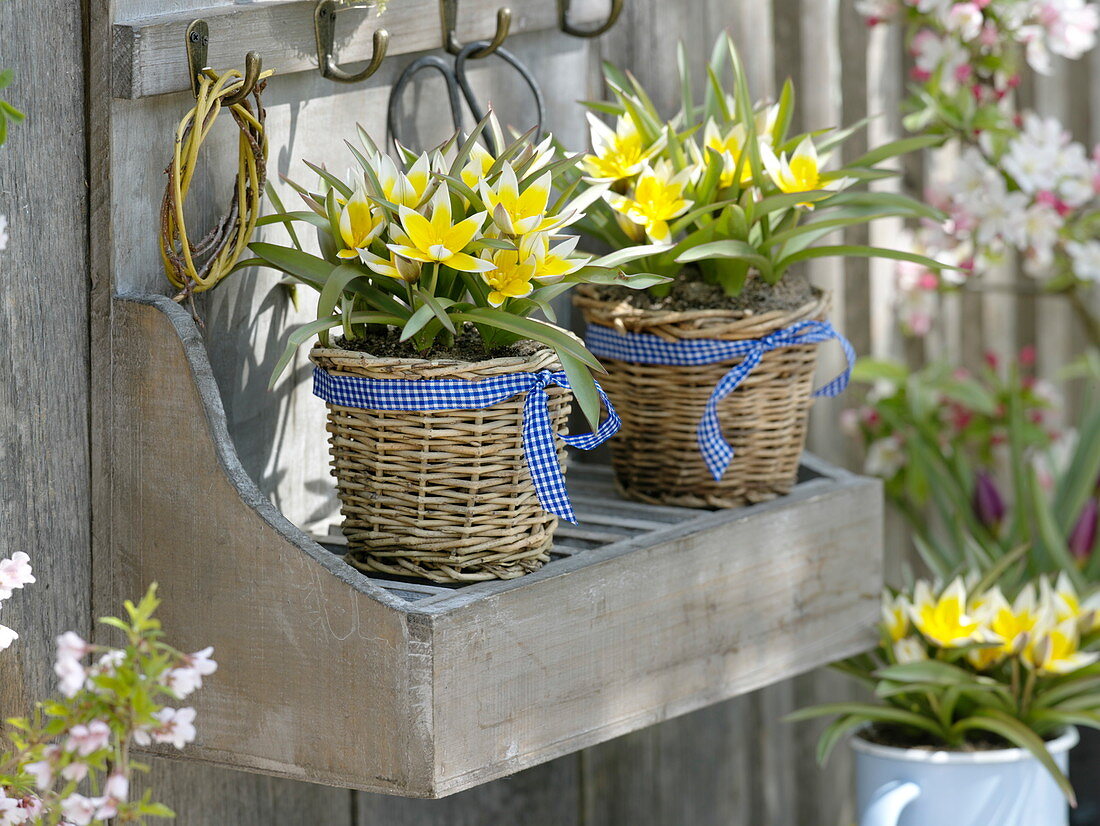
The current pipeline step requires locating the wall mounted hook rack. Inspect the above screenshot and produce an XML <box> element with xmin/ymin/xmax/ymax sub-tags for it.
<box><xmin>440</xmin><ymin>0</ymin><xmax>511</xmax><ymax>58</ymax></box>
<box><xmin>184</xmin><ymin>19</ymin><xmax>265</xmax><ymax>103</ymax></box>
<box><xmin>314</xmin><ymin>0</ymin><xmax>389</xmax><ymax>82</ymax></box>
<box><xmin>558</xmin><ymin>0</ymin><xmax>623</xmax><ymax>37</ymax></box>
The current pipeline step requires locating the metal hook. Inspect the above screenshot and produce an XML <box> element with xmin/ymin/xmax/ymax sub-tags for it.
<box><xmin>185</xmin><ymin>20</ymin><xmax>265</xmax><ymax>103</ymax></box>
<box><xmin>185</xmin><ymin>20</ymin><xmax>211</xmax><ymax>98</ymax></box>
<box><xmin>314</xmin><ymin>0</ymin><xmax>390</xmax><ymax>83</ymax></box>
<box><xmin>558</xmin><ymin>0</ymin><xmax>623</xmax><ymax>38</ymax></box>
<box><xmin>440</xmin><ymin>0</ymin><xmax>511</xmax><ymax>59</ymax></box>
<box><xmin>224</xmin><ymin>51</ymin><xmax>263</xmax><ymax>105</ymax></box>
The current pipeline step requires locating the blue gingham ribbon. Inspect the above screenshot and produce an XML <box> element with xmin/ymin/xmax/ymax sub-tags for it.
<box><xmin>586</xmin><ymin>320</ymin><xmax>855</xmax><ymax>481</ymax></box>
<box><xmin>313</xmin><ymin>367</ymin><xmax>620</xmax><ymax>524</ymax></box>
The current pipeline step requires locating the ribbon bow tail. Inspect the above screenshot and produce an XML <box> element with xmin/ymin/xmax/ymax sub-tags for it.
<box><xmin>697</xmin><ymin>346</ymin><xmax>765</xmax><ymax>481</ymax></box>
<box><xmin>521</xmin><ymin>378</ymin><xmax>578</xmax><ymax>524</ymax></box>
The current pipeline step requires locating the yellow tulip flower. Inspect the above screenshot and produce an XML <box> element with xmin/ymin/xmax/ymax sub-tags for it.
<box><xmin>519</xmin><ymin>232</ymin><xmax>589</xmax><ymax>284</ymax></box>
<box><xmin>336</xmin><ymin>187</ymin><xmax>385</xmax><ymax>260</ymax></box>
<box><xmin>480</xmin><ymin>248</ymin><xmax>537</xmax><ymax>306</ymax></box>
<box><xmin>387</xmin><ymin>186</ymin><xmax>494</xmax><ymax>273</ymax></box>
<box><xmin>966</xmin><ymin>585</ymin><xmax>1049</xmax><ymax>670</ymax></box>
<box><xmin>360</xmin><ymin>249</ymin><xmax>422</xmax><ymax>284</ymax></box>
<box><xmin>479</xmin><ymin>164</ymin><xmax>565</xmax><ymax>236</ymax></box>
<box><xmin>701</xmin><ymin>119</ymin><xmax>755</xmax><ymax>188</ymax></box>
<box><xmin>460</xmin><ymin>142</ymin><xmax>496</xmax><ymax>191</ymax></box>
<box><xmin>605</xmin><ymin>161</ymin><xmax>694</xmax><ymax>245</ymax></box>
<box><xmin>582</xmin><ymin>113</ymin><xmax>666</xmax><ymax>182</ymax></box>
<box><xmin>1027</xmin><ymin>618</ymin><xmax>1100</xmax><ymax>675</ymax></box>
<box><xmin>881</xmin><ymin>591</ymin><xmax>910</xmax><ymax>643</ymax></box>
<box><xmin>909</xmin><ymin>579</ymin><xmax>998</xmax><ymax>648</ymax></box>
<box><xmin>373</xmin><ymin>151</ymin><xmax>433</xmax><ymax>209</ymax></box>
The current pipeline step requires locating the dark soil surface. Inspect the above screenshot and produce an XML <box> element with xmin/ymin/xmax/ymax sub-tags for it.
<box><xmin>859</xmin><ymin>723</ymin><xmax>1055</xmax><ymax>753</ymax></box>
<box><xmin>334</xmin><ymin>325</ymin><xmax>541</xmax><ymax>362</ymax></box>
<box><xmin>589</xmin><ymin>269</ymin><xmax>817</xmax><ymax>314</ymax></box>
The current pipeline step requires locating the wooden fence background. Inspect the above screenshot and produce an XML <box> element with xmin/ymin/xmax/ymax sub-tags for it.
<box><xmin>2</xmin><ymin>0</ymin><xmax>1098</xmax><ymax>823</ymax></box>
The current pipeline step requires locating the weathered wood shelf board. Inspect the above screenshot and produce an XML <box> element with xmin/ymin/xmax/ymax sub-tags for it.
<box><xmin>113</xmin><ymin>0</ymin><xmax>610</xmax><ymax>99</ymax></box>
<box><xmin>101</xmin><ymin>294</ymin><xmax>883</xmax><ymax>798</ymax></box>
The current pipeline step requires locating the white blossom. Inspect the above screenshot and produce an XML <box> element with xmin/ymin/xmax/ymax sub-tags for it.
<box><xmin>0</xmin><ymin>553</ymin><xmax>34</xmax><ymax>600</ymax></box>
<box><xmin>54</xmin><ymin>656</ymin><xmax>86</xmax><ymax>699</ymax></box>
<box><xmin>55</xmin><ymin>631</ymin><xmax>89</xmax><ymax>662</ymax></box>
<box><xmin>151</xmin><ymin>706</ymin><xmax>197</xmax><ymax>749</ymax></box>
<box><xmin>0</xmin><ymin>216</ymin><xmax>7</xmax><ymax>252</ymax></box>
<box><xmin>1040</xmin><ymin>0</ymin><xmax>1100</xmax><ymax>59</ymax></box>
<box><xmin>65</xmin><ymin>720</ymin><xmax>111</xmax><ymax>756</ymax></box>
<box><xmin>0</xmin><ymin>625</ymin><xmax>18</xmax><ymax>651</ymax></box>
<box><xmin>865</xmin><ymin>435</ymin><xmax>907</xmax><ymax>478</ymax></box>
<box><xmin>1067</xmin><ymin>240</ymin><xmax>1100</xmax><ymax>280</ymax></box>
<box><xmin>59</xmin><ymin>794</ymin><xmax>98</xmax><ymax>826</ymax></box>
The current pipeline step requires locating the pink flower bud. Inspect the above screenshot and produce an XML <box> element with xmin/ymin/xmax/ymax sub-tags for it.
<box><xmin>973</xmin><ymin>471</ymin><xmax>1007</xmax><ymax>529</ymax></box>
<box><xmin>1020</xmin><ymin>345</ymin><xmax>1037</xmax><ymax>366</ymax></box>
<box><xmin>1070</xmin><ymin>500</ymin><xmax>1099</xmax><ymax>562</ymax></box>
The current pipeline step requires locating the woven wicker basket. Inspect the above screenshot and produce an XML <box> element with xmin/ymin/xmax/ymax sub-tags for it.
<box><xmin>574</xmin><ymin>286</ymin><xmax>830</xmax><ymax>509</ymax></box>
<box><xmin>310</xmin><ymin>345</ymin><xmax>571</xmax><ymax>584</ymax></box>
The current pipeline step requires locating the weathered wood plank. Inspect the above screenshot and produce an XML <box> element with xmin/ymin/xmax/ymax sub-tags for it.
<box><xmin>113</xmin><ymin>0</ymin><xmax>609</xmax><ymax>98</ymax></box>
<box><xmin>0</xmin><ymin>0</ymin><xmax>92</xmax><ymax>718</ymax></box>
<box><xmin>428</xmin><ymin>476</ymin><xmax>882</xmax><ymax>794</ymax></box>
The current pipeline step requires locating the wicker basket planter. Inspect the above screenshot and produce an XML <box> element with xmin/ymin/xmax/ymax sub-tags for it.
<box><xmin>310</xmin><ymin>344</ymin><xmax>571</xmax><ymax>584</ymax></box>
<box><xmin>575</xmin><ymin>285</ymin><xmax>831</xmax><ymax>509</ymax></box>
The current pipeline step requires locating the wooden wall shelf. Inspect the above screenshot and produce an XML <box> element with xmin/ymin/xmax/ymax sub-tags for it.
<box><xmin>98</xmin><ymin>294</ymin><xmax>883</xmax><ymax>798</ymax></box>
<box><xmin>112</xmin><ymin>0</ymin><xmax>611</xmax><ymax>99</ymax></box>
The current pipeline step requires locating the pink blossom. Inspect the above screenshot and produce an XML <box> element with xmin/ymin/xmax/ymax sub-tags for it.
<box><xmin>839</xmin><ymin>408</ymin><xmax>861</xmax><ymax>437</ymax></box>
<box><xmin>0</xmin><ymin>553</ymin><xmax>34</xmax><ymax>600</ymax></box>
<box><xmin>23</xmin><ymin>756</ymin><xmax>54</xmax><ymax>791</ymax></box>
<box><xmin>151</xmin><ymin>707</ymin><xmax>197</xmax><ymax>750</ymax></box>
<box><xmin>65</xmin><ymin>720</ymin><xmax>110</xmax><ymax>757</ymax></box>
<box><xmin>979</xmin><ymin>20</ymin><xmax>1001</xmax><ymax>46</ymax></box>
<box><xmin>54</xmin><ymin>656</ymin><xmax>86</xmax><ymax>698</ymax></box>
<box><xmin>60</xmin><ymin>762</ymin><xmax>89</xmax><ymax>783</ymax></box>
<box><xmin>59</xmin><ymin>794</ymin><xmax>98</xmax><ymax>826</ymax></box>
<box><xmin>55</xmin><ymin>632</ymin><xmax>89</xmax><ymax>662</ymax></box>
<box><xmin>95</xmin><ymin>772</ymin><xmax>129</xmax><ymax>819</ymax></box>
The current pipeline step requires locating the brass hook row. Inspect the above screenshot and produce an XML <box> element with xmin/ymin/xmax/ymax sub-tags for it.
<box><xmin>185</xmin><ymin>20</ymin><xmax>264</xmax><ymax>105</ymax></box>
<box><xmin>314</xmin><ymin>0</ymin><xmax>624</xmax><ymax>84</ymax></box>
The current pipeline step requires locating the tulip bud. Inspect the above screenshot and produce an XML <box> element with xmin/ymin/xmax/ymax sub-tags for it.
<box><xmin>1069</xmin><ymin>499</ymin><xmax>1099</xmax><ymax>563</ymax></box>
<box><xmin>394</xmin><ymin>254</ymin><xmax>421</xmax><ymax>284</ymax></box>
<box><xmin>973</xmin><ymin>471</ymin><xmax>1006</xmax><ymax>530</ymax></box>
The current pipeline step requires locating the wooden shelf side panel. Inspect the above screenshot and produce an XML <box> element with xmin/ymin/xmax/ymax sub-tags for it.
<box><xmin>102</xmin><ymin>295</ymin><xmax>435</xmax><ymax>795</ymax></box>
<box><xmin>428</xmin><ymin>474</ymin><xmax>883</xmax><ymax>793</ymax></box>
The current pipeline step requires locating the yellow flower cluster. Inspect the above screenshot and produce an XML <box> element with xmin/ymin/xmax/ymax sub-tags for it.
<box><xmin>336</xmin><ymin>141</ymin><xmax>593</xmax><ymax>307</ymax></box>
<box><xmin>883</xmin><ymin>574</ymin><xmax>1100</xmax><ymax>676</ymax></box>
<box><xmin>581</xmin><ymin>110</ymin><xmax>846</xmax><ymax>246</ymax></box>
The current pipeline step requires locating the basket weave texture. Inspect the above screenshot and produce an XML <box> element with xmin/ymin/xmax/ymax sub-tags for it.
<box><xmin>574</xmin><ymin>286</ymin><xmax>830</xmax><ymax>509</ymax></box>
<box><xmin>310</xmin><ymin>345</ymin><xmax>571</xmax><ymax>584</ymax></box>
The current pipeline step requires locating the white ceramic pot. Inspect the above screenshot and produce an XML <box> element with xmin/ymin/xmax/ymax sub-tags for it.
<box><xmin>853</xmin><ymin>727</ymin><xmax>1079</xmax><ymax>826</ymax></box>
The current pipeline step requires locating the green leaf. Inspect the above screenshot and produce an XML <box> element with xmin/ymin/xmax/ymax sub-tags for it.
<box><xmin>270</xmin><ymin>312</ymin><xmax>403</xmax><ymax>387</ymax></box>
<box><xmin>952</xmin><ymin>711</ymin><xmax>1076</xmax><ymax>806</ymax></box>
<box><xmin>873</xmin><ymin>660</ymin><xmax>985</xmax><ymax>686</ymax></box>
<box><xmin>249</xmin><ymin>243</ymin><xmax>334</xmax><ymax>290</ymax></box>
<box><xmin>816</xmin><ymin>715</ymin><xmax>866</xmax><ymax>765</ymax></box>
<box><xmin>851</xmin><ymin>358</ymin><xmax>909</xmax><ymax>385</ymax></box>
<box><xmin>450</xmin><ymin>310</ymin><xmax>603</xmax><ymax>372</ymax></box>
<box><xmin>414</xmin><ymin>289</ymin><xmax>457</xmax><ymax>335</ymax></box>
<box><xmin>777</xmin><ymin>245</ymin><xmax>951</xmax><ymax>272</ymax></box>
<box><xmin>1027</xmin><ymin>465</ymin><xmax>1084</xmax><ymax>589</ymax></box>
<box><xmin>557</xmin><ymin>351</ymin><xmax>602</xmax><ymax>432</ymax></box>
<box><xmin>845</xmin><ymin>134</ymin><xmax>944</xmax><ymax>169</ymax></box>
<box><xmin>303</xmin><ymin>160</ymin><xmax>353</xmax><ymax>198</ymax></box>
<box><xmin>784</xmin><ymin>703</ymin><xmax>945</xmax><ymax>739</ymax></box>
<box><xmin>675</xmin><ymin>240</ymin><xmax>772</xmax><ymax>277</ymax></box>
<box><xmin>589</xmin><ymin>244</ymin><xmax>670</xmax><ymax>269</ymax></box>
<box><xmin>1054</xmin><ymin>402</ymin><xmax>1100</xmax><ymax>533</ymax></box>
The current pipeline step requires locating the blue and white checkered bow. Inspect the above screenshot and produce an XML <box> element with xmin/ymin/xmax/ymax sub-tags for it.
<box><xmin>585</xmin><ymin>320</ymin><xmax>855</xmax><ymax>481</ymax></box>
<box><xmin>313</xmin><ymin>367</ymin><xmax>621</xmax><ymax>524</ymax></box>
